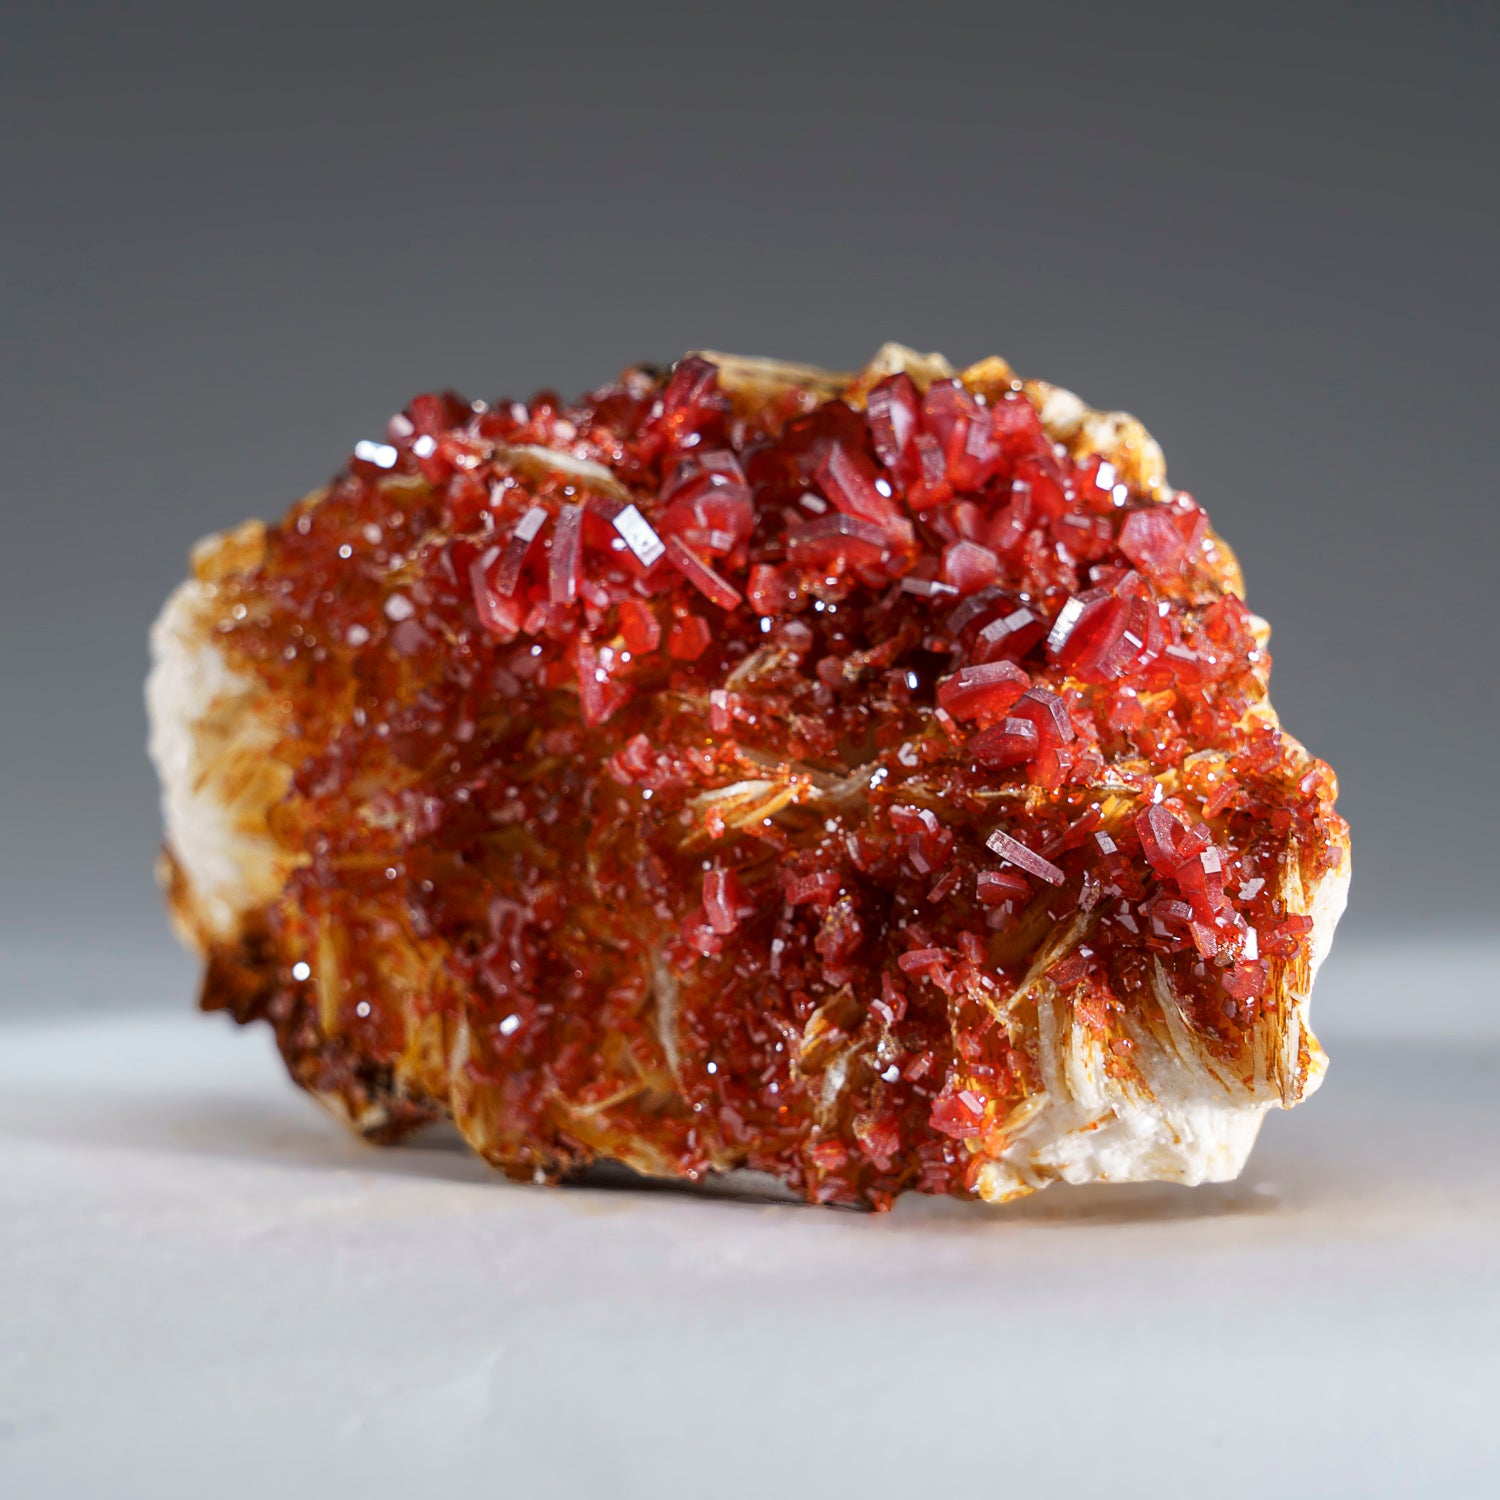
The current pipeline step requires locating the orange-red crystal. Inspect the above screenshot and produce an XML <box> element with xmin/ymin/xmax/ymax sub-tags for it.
<box><xmin>199</xmin><ymin>355</ymin><xmax>1345</xmax><ymax>1207</ymax></box>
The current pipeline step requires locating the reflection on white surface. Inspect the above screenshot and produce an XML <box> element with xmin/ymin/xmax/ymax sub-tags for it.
<box><xmin>2</xmin><ymin>1006</ymin><xmax>1498</xmax><ymax>1498</ymax></box>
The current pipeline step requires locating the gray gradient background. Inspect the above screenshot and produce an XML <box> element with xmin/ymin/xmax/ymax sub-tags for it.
<box><xmin>2</xmin><ymin>2</ymin><xmax>1496</xmax><ymax>1018</ymax></box>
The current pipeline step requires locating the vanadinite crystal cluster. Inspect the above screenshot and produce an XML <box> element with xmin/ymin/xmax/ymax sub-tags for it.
<box><xmin>148</xmin><ymin>345</ymin><xmax>1349</xmax><ymax>1207</ymax></box>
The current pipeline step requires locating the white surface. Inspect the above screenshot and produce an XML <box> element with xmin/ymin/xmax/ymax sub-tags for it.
<box><xmin>3</xmin><ymin>1006</ymin><xmax>1499</xmax><ymax>1498</ymax></box>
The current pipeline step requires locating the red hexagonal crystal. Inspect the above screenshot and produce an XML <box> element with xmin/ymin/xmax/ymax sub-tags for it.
<box><xmin>165</xmin><ymin>348</ymin><xmax>1347</xmax><ymax>1213</ymax></box>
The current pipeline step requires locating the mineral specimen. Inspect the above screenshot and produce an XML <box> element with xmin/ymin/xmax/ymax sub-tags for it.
<box><xmin>147</xmin><ymin>344</ymin><xmax>1349</xmax><ymax>1207</ymax></box>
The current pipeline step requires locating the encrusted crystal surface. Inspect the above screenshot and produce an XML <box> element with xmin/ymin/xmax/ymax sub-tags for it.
<box><xmin>149</xmin><ymin>346</ymin><xmax>1348</xmax><ymax>1208</ymax></box>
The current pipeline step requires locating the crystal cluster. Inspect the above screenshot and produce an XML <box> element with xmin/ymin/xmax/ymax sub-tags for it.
<box><xmin>148</xmin><ymin>345</ymin><xmax>1348</xmax><ymax>1206</ymax></box>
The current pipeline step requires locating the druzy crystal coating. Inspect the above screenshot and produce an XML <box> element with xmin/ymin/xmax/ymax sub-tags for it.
<box><xmin>157</xmin><ymin>347</ymin><xmax>1347</xmax><ymax>1208</ymax></box>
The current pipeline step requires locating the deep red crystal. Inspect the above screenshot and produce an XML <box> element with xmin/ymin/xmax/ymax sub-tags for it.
<box><xmin>936</xmin><ymin>661</ymin><xmax>1030</xmax><ymax>724</ymax></box>
<box><xmin>194</xmin><ymin>352</ymin><xmax>1346</xmax><ymax>1211</ymax></box>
